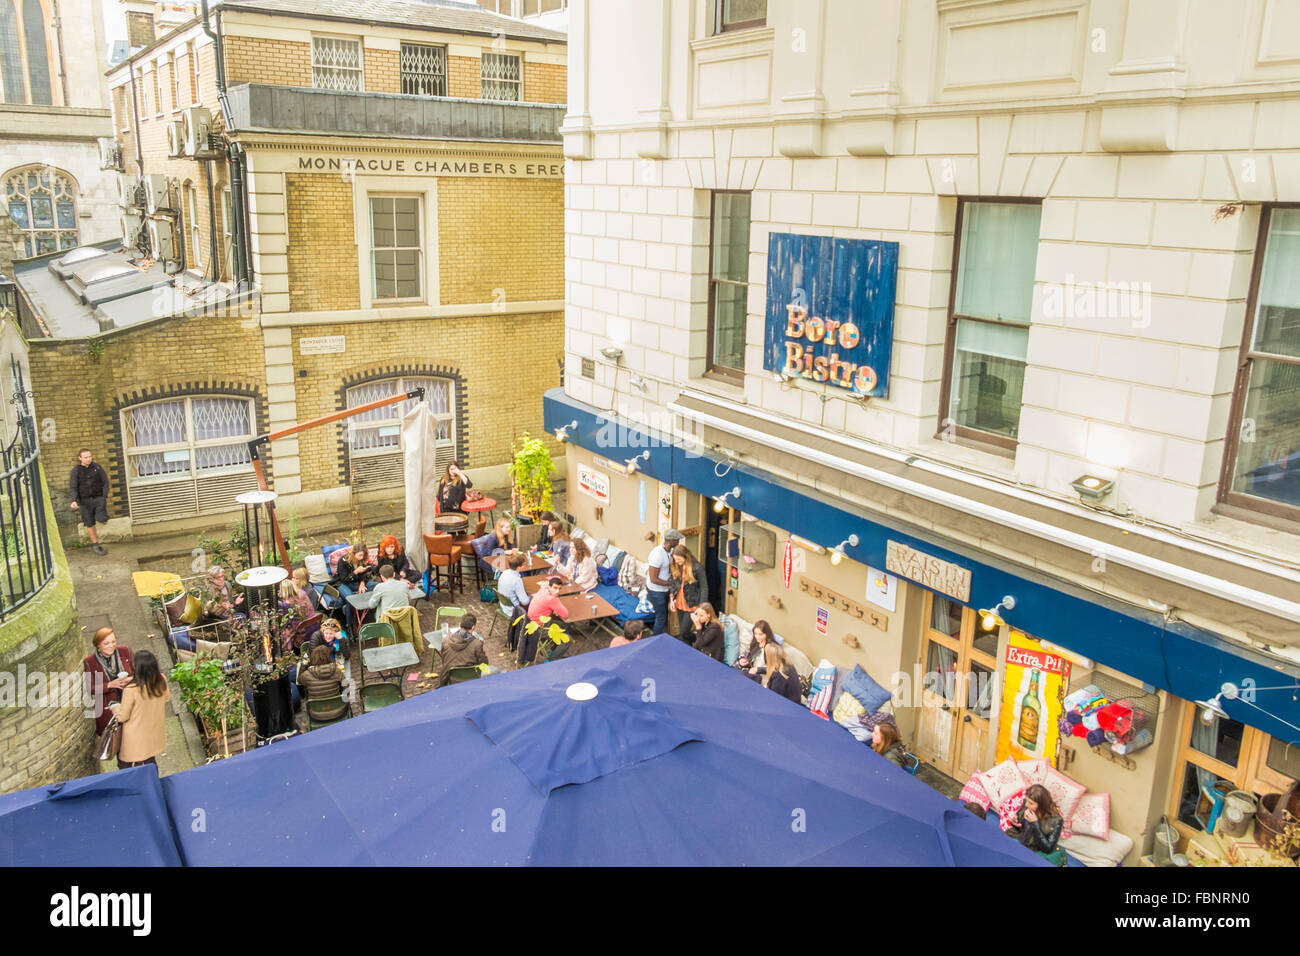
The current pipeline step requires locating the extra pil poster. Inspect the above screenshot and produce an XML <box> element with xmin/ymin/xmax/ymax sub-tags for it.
<box><xmin>996</xmin><ymin>631</ymin><xmax>1071</xmax><ymax>767</ymax></box>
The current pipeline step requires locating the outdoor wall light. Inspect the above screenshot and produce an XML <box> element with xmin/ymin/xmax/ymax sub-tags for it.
<box><xmin>829</xmin><ymin>534</ymin><xmax>859</xmax><ymax>566</ymax></box>
<box><xmin>1070</xmin><ymin>473</ymin><xmax>1115</xmax><ymax>501</ymax></box>
<box><xmin>622</xmin><ymin>450</ymin><xmax>650</xmax><ymax>475</ymax></box>
<box><xmin>629</xmin><ymin>375</ymin><xmax>648</xmax><ymax>391</ymax></box>
<box><xmin>554</xmin><ymin>420</ymin><xmax>578</xmax><ymax>443</ymax></box>
<box><xmin>789</xmin><ymin>534</ymin><xmax>825</xmax><ymax>554</ymax></box>
<box><xmin>714</xmin><ymin>486</ymin><xmax>741</xmax><ymax>513</ymax></box>
<box><xmin>979</xmin><ymin>595</ymin><xmax>1017</xmax><ymax>630</ymax></box>
<box><xmin>1195</xmin><ymin>683</ymin><xmax>1238</xmax><ymax>725</ymax></box>
<box><xmin>600</xmin><ymin>345</ymin><xmax>624</xmax><ymax>362</ymax></box>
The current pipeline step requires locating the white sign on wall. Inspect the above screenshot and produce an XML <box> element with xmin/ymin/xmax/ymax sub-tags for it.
<box><xmin>577</xmin><ymin>464</ymin><xmax>611</xmax><ymax>504</ymax></box>
<box><xmin>300</xmin><ymin>335</ymin><xmax>346</xmax><ymax>355</ymax></box>
<box><xmin>865</xmin><ymin>566</ymin><xmax>898</xmax><ymax>613</ymax></box>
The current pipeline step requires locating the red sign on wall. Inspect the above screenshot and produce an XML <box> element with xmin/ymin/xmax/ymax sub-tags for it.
<box><xmin>1004</xmin><ymin>643</ymin><xmax>1067</xmax><ymax>675</ymax></box>
<box><xmin>783</xmin><ymin>539</ymin><xmax>793</xmax><ymax>590</ymax></box>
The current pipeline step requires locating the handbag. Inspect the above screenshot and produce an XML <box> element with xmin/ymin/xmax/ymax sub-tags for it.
<box><xmin>465</xmin><ymin>489</ymin><xmax>484</xmax><ymax>502</ymax></box>
<box><xmin>95</xmin><ymin>713</ymin><xmax>123</xmax><ymax>761</ymax></box>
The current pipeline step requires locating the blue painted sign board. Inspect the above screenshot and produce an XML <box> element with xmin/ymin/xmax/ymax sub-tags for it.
<box><xmin>764</xmin><ymin>233</ymin><xmax>899</xmax><ymax>397</ymax></box>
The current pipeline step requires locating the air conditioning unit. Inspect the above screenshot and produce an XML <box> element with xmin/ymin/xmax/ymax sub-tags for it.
<box><xmin>166</xmin><ymin>121</ymin><xmax>185</xmax><ymax>158</ymax></box>
<box><xmin>118</xmin><ymin>172</ymin><xmax>142</xmax><ymax>209</ymax></box>
<box><xmin>120</xmin><ymin>212</ymin><xmax>144</xmax><ymax>250</ymax></box>
<box><xmin>148</xmin><ymin>218</ymin><xmax>178</xmax><ymax>262</ymax></box>
<box><xmin>98</xmin><ymin>137</ymin><xmax>124</xmax><ymax>171</ymax></box>
<box><xmin>182</xmin><ymin>106</ymin><xmax>216</xmax><ymax>157</ymax></box>
<box><xmin>142</xmin><ymin>174</ymin><xmax>169</xmax><ymax>215</ymax></box>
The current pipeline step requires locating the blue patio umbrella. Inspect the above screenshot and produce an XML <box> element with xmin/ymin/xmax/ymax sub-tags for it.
<box><xmin>0</xmin><ymin>764</ymin><xmax>183</xmax><ymax>866</ymax></box>
<box><xmin>161</xmin><ymin>635</ymin><xmax>1044</xmax><ymax>866</ymax></box>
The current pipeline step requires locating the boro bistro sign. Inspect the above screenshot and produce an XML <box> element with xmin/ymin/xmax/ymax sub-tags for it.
<box><xmin>763</xmin><ymin>233</ymin><xmax>899</xmax><ymax>397</ymax></box>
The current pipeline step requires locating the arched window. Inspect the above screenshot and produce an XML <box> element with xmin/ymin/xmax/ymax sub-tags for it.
<box><xmin>0</xmin><ymin>0</ymin><xmax>24</xmax><ymax>104</ymax></box>
<box><xmin>21</xmin><ymin>0</ymin><xmax>49</xmax><ymax>105</ymax></box>
<box><xmin>4</xmin><ymin>165</ymin><xmax>78</xmax><ymax>257</ymax></box>
<box><xmin>344</xmin><ymin>376</ymin><xmax>456</xmax><ymax>488</ymax></box>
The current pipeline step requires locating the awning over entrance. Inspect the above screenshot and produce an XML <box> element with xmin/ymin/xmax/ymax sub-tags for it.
<box><xmin>544</xmin><ymin>388</ymin><xmax>1300</xmax><ymax>745</ymax></box>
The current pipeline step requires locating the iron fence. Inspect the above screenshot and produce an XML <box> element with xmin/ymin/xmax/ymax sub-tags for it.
<box><xmin>0</xmin><ymin>356</ymin><xmax>53</xmax><ymax>621</ymax></box>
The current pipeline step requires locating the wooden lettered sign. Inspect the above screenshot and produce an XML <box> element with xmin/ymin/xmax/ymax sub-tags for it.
<box><xmin>884</xmin><ymin>540</ymin><xmax>971</xmax><ymax>603</ymax></box>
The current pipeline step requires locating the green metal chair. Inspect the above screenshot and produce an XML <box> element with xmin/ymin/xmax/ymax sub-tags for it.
<box><xmin>435</xmin><ymin>607</ymin><xmax>467</xmax><ymax>632</ymax></box>
<box><xmin>361</xmin><ymin>683</ymin><xmax>402</xmax><ymax>712</ymax></box>
<box><xmin>488</xmin><ymin>593</ymin><xmax>514</xmax><ymax>641</ymax></box>
<box><xmin>445</xmin><ymin>664</ymin><xmax>483</xmax><ymax>685</ymax></box>
<box><xmin>306</xmin><ymin>694</ymin><xmax>351</xmax><ymax>729</ymax></box>
<box><xmin>359</xmin><ymin>621</ymin><xmax>396</xmax><ymax>647</ymax></box>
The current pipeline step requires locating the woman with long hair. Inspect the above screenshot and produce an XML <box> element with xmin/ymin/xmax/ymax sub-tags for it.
<box><xmin>738</xmin><ymin>619</ymin><xmax>776</xmax><ymax>676</ymax></box>
<box><xmin>115</xmin><ymin>650</ymin><xmax>169</xmax><ymax>769</ymax></box>
<box><xmin>763</xmin><ymin>642</ymin><xmax>802</xmax><ymax>702</ymax></box>
<box><xmin>871</xmin><ymin>721</ymin><xmax>908</xmax><ymax>768</ymax></box>
<box><xmin>1010</xmin><ymin>783</ymin><xmax>1067</xmax><ymax>866</ymax></box>
<box><xmin>689</xmin><ymin>602</ymin><xmax>725</xmax><ymax>661</ymax></box>
<box><xmin>670</xmin><ymin>544</ymin><xmax>708</xmax><ymax>644</ymax></box>
<box><xmin>565</xmin><ymin>536</ymin><xmax>599</xmax><ymax>591</ymax></box>
<box><xmin>378</xmin><ymin>534</ymin><xmax>419</xmax><ymax>583</ymax></box>
<box><xmin>437</xmin><ymin>460</ymin><xmax>473</xmax><ymax>514</ymax></box>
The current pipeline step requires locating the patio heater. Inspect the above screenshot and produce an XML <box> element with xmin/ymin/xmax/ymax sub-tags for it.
<box><xmin>233</xmin><ymin>562</ymin><xmax>292</xmax><ymax>740</ymax></box>
<box><xmin>236</xmin><ymin>488</ymin><xmax>281</xmax><ymax>569</ymax></box>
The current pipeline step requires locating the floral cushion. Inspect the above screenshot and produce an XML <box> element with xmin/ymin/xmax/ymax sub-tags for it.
<box><xmin>978</xmin><ymin>758</ymin><xmax>1029</xmax><ymax>807</ymax></box>
<box><xmin>832</xmin><ymin>691</ymin><xmax>867</xmax><ymax>726</ymax></box>
<box><xmin>1016</xmin><ymin>758</ymin><xmax>1050</xmax><ymax>786</ymax></box>
<box><xmin>1070</xmin><ymin>792</ymin><xmax>1110</xmax><ymax>839</ymax></box>
<box><xmin>958</xmin><ymin>774</ymin><xmax>993</xmax><ymax>811</ymax></box>
<box><xmin>1044</xmin><ymin>767</ymin><xmax>1088</xmax><ymax>836</ymax></box>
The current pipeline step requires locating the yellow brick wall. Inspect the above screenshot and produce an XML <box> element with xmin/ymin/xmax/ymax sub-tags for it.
<box><xmin>524</xmin><ymin>60</ymin><xmax>565</xmax><ymax>104</ymax></box>
<box><xmin>365</xmin><ymin>47</ymin><xmax>400</xmax><ymax>93</ymax></box>
<box><xmin>26</xmin><ymin>319</ymin><xmax>269</xmax><ymax>520</ymax></box>
<box><xmin>286</xmin><ymin>174</ymin><xmax>360</xmax><ymax>312</ymax></box>
<box><xmin>288</xmin><ymin>311</ymin><xmax>564</xmax><ymax>487</ymax></box>
<box><xmin>224</xmin><ymin>35</ymin><xmax>313</xmax><ymax>88</ymax></box>
<box><xmin>448</xmin><ymin>55</ymin><xmax>480</xmax><ymax>98</ymax></box>
<box><xmin>436</xmin><ymin>177</ymin><xmax>563</xmax><ymax>303</ymax></box>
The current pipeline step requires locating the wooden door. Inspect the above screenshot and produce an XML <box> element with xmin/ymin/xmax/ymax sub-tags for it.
<box><xmin>913</xmin><ymin>593</ymin><xmax>1000</xmax><ymax>781</ymax></box>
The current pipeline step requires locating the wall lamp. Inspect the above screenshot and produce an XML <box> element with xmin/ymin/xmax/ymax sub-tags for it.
<box><xmin>629</xmin><ymin>375</ymin><xmax>648</xmax><ymax>391</ymax></box>
<box><xmin>1071</xmin><ymin>474</ymin><xmax>1115</xmax><ymax>502</ymax></box>
<box><xmin>554</xmin><ymin>420</ymin><xmax>578</xmax><ymax>443</ymax></box>
<box><xmin>600</xmin><ymin>345</ymin><xmax>624</xmax><ymax>362</ymax></box>
<box><xmin>979</xmin><ymin>595</ymin><xmax>1017</xmax><ymax>630</ymax></box>
<box><xmin>714</xmin><ymin>486</ymin><xmax>741</xmax><ymax>513</ymax></box>
<box><xmin>622</xmin><ymin>450</ymin><xmax>650</xmax><ymax>475</ymax></box>
<box><xmin>830</xmin><ymin>534</ymin><xmax>859</xmax><ymax>566</ymax></box>
<box><xmin>789</xmin><ymin>534</ymin><xmax>825</xmax><ymax>555</ymax></box>
<box><xmin>1195</xmin><ymin>683</ymin><xmax>1239</xmax><ymax>725</ymax></box>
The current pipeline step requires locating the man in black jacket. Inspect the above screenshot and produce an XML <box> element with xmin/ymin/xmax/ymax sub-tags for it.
<box><xmin>69</xmin><ymin>449</ymin><xmax>110</xmax><ymax>555</ymax></box>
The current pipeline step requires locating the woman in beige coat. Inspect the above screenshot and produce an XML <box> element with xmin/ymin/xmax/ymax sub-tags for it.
<box><xmin>115</xmin><ymin>649</ymin><xmax>169</xmax><ymax>769</ymax></box>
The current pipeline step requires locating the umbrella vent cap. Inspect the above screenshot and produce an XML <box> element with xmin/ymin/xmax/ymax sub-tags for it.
<box><xmin>565</xmin><ymin>682</ymin><xmax>598</xmax><ymax>701</ymax></box>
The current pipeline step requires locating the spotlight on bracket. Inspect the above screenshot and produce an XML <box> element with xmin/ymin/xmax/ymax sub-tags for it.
<box><xmin>714</xmin><ymin>486</ymin><xmax>741</xmax><ymax>513</ymax></box>
<box><xmin>622</xmin><ymin>450</ymin><xmax>650</xmax><ymax>475</ymax></box>
<box><xmin>978</xmin><ymin>596</ymin><xmax>1017</xmax><ymax>630</ymax></box>
<box><xmin>554</xmin><ymin>420</ymin><xmax>578</xmax><ymax>443</ymax></box>
<box><xmin>830</xmin><ymin>534</ymin><xmax>859</xmax><ymax>566</ymax></box>
<box><xmin>600</xmin><ymin>345</ymin><xmax>624</xmax><ymax>362</ymax></box>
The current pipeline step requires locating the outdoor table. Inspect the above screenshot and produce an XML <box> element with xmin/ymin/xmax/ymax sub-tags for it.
<box><xmin>558</xmin><ymin>591</ymin><xmax>619</xmax><ymax>625</ymax></box>
<box><xmin>488</xmin><ymin>551</ymin><xmax>552</xmax><ymax>574</ymax></box>
<box><xmin>434</xmin><ymin>513</ymin><xmax>468</xmax><ymax>534</ymax></box>
<box><xmin>523</xmin><ymin>575</ymin><xmax>582</xmax><ymax>596</ymax></box>
<box><xmin>360</xmin><ymin>642</ymin><xmax>420</xmax><ymax>695</ymax></box>
<box><xmin>461</xmin><ymin>496</ymin><xmax>497</xmax><ymax>522</ymax></box>
<box><xmin>346</xmin><ymin>585</ymin><xmax>427</xmax><ymax>630</ymax></box>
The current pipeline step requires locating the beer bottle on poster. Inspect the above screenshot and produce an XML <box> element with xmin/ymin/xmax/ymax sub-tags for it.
<box><xmin>1018</xmin><ymin>668</ymin><xmax>1042</xmax><ymax>752</ymax></box>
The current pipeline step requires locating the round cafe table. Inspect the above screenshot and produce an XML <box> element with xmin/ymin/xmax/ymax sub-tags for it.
<box><xmin>434</xmin><ymin>513</ymin><xmax>468</xmax><ymax>534</ymax></box>
<box><xmin>461</xmin><ymin>496</ymin><xmax>497</xmax><ymax>524</ymax></box>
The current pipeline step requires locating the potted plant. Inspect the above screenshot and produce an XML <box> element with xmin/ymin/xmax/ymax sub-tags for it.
<box><xmin>515</xmin><ymin>612</ymin><xmax>571</xmax><ymax>665</ymax></box>
<box><xmin>508</xmin><ymin>432</ymin><xmax>556</xmax><ymax>520</ymax></box>
<box><xmin>172</xmin><ymin>656</ymin><xmax>255</xmax><ymax>757</ymax></box>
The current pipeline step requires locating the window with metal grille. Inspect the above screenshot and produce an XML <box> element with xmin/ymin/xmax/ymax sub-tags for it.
<box><xmin>369</xmin><ymin>195</ymin><xmax>422</xmax><ymax>301</ymax></box>
<box><xmin>4</xmin><ymin>166</ymin><xmax>79</xmax><ymax>257</ymax></box>
<box><xmin>345</xmin><ymin>377</ymin><xmax>456</xmax><ymax>489</ymax></box>
<box><xmin>312</xmin><ymin>35</ymin><xmax>363</xmax><ymax>92</ymax></box>
<box><xmin>481</xmin><ymin>51</ymin><xmax>521</xmax><ymax>101</ymax></box>
<box><xmin>400</xmin><ymin>42</ymin><xmax>447</xmax><ymax>96</ymax></box>
<box><xmin>121</xmin><ymin>396</ymin><xmax>258</xmax><ymax>521</ymax></box>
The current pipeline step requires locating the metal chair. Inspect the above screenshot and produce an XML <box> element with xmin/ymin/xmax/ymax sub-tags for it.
<box><xmin>445</xmin><ymin>664</ymin><xmax>483</xmax><ymax>685</ymax></box>
<box><xmin>488</xmin><ymin>593</ymin><xmax>515</xmax><ymax>641</ymax></box>
<box><xmin>288</xmin><ymin>612</ymin><xmax>322</xmax><ymax>652</ymax></box>
<box><xmin>900</xmin><ymin>751</ymin><xmax>921</xmax><ymax>776</ymax></box>
<box><xmin>359</xmin><ymin>621</ymin><xmax>396</xmax><ymax>647</ymax></box>
<box><xmin>361</xmin><ymin>683</ymin><xmax>402</xmax><ymax>712</ymax></box>
<box><xmin>435</xmin><ymin>606</ymin><xmax>467</xmax><ymax>633</ymax></box>
<box><xmin>306</xmin><ymin>694</ymin><xmax>351</xmax><ymax>729</ymax></box>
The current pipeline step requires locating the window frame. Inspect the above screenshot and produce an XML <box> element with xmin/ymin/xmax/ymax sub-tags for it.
<box><xmin>1217</xmin><ymin>203</ymin><xmax>1300</xmax><ymax>526</ymax></box>
<box><xmin>4</xmin><ymin>165</ymin><xmax>79</xmax><ymax>257</ymax></box>
<box><xmin>480</xmin><ymin>50</ymin><xmax>522</xmax><ymax>102</ymax></box>
<box><xmin>186</xmin><ymin>182</ymin><xmax>202</xmax><ymax>271</ymax></box>
<box><xmin>221</xmin><ymin>187</ymin><xmax>233</xmax><ymax>281</ymax></box>
<box><xmin>936</xmin><ymin>196</ymin><xmax>1042</xmax><ymax>456</ymax></box>
<box><xmin>189</xmin><ymin>40</ymin><xmax>201</xmax><ymax>105</ymax></box>
<box><xmin>713</xmin><ymin>0</ymin><xmax>767</xmax><ymax>35</ymax></box>
<box><xmin>150</xmin><ymin>60</ymin><xmax>162</xmax><ymax>116</ymax></box>
<box><xmin>311</xmin><ymin>33</ymin><xmax>364</xmax><ymax>92</ymax></box>
<box><xmin>167</xmin><ymin>51</ymin><xmax>179</xmax><ymax>113</ymax></box>
<box><xmin>399</xmin><ymin>40</ymin><xmax>448</xmax><ymax>97</ymax></box>
<box><xmin>119</xmin><ymin>395</ymin><xmax>256</xmax><ymax>488</ymax></box>
<box><xmin>345</xmin><ymin>376</ymin><xmax>456</xmax><ymax>463</ymax></box>
<box><xmin>704</xmin><ymin>189</ymin><xmax>751</xmax><ymax>383</ymax></box>
<box><xmin>368</xmin><ymin>192</ymin><xmax>425</xmax><ymax>304</ymax></box>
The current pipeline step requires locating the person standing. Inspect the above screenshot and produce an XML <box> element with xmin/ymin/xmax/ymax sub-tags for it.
<box><xmin>69</xmin><ymin>449</ymin><xmax>110</xmax><ymax>555</ymax></box>
<box><xmin>115</xmin><ymin>650</ymin><xmax>169</xmax><ymax>769</ymax></box>
<box><xmin>644</xmin><ymin>529</ymin><xmax>681</xmax><ymax>638</ymax></box>
<box><xmin>669</xmin><ymin>543</ymin><xmax>708</xmax><ymax>645</ymax></box>
<box><xmin>83</xmin><ymin>627</ymin><xmax>134</xmax><ymax>738</ymax></box>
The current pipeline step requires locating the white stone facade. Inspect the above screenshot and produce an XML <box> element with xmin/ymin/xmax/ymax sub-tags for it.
<box><xmin>560</xmin><ymin>0</ymin><xmax>1300</xmax><ymax>549</ymax></box>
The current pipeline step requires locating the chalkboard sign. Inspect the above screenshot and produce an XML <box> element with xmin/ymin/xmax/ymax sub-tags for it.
<box><xmin>764</xmin><ymin>233</ymin><xmax>899</xmax><ymax>397</ymax></box>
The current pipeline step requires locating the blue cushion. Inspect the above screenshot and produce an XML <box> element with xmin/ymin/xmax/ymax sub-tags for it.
<box><xmin>597</xmin><ymin>564</ymin><xmax>619</xmax><ymax>585</ymax></box>
<box><xmin>593</xmin><ymin>583</ymin><xmax>654</xmax><ymax>625</ymax></box>
<box><xmin>841</xmin><ymin>664</ymin><xmax>892</xmax><ymax>714</ymax></box>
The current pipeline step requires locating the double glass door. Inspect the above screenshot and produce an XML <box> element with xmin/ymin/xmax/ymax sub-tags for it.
<box><xmin>913</xmin><ymin>593</ymin><xmax>999</xmax><ymax>782</ymax></box>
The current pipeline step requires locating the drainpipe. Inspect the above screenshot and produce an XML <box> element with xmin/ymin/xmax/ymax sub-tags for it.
<box><xmin>50</xmin><ymin>0</ymin><xmax>69</xmax><ymax>107</ymax></box>
<box><xmin>200</xmin><ymin>0</ymin><xmax>252</xmax><ymax>289</ymax></box>
<box><xmin>127</xmin><ymin>62</ymin><xmax>144</xmax><ymax>173</ymax></box>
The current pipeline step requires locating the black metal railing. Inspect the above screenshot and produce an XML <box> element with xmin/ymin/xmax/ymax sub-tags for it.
<box><xmin>0</xmin><ymin>356</ymin><xmax>54</xmax><ymax>621</ymax></box>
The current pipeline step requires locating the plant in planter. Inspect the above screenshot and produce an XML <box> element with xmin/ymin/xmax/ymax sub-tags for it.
<box><xmin>514</xmin><ymin>612</ymin><xmax>570</xmax><ymax>665</ymax></box>
<box><xmin>508</xmin><ymin>432</ymin><xmax>556</xmax><ymax>519</ymax></box>
<box><xmin>285</xmin><ymin>510</ymin><xmax>308</xmax><ymax>566</ymax></box>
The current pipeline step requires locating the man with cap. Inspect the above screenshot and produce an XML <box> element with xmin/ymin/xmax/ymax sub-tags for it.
<box><xmin>645</xmin><ymin>529</ymin><xmax>682</xmax><ymax>638</ymax></box>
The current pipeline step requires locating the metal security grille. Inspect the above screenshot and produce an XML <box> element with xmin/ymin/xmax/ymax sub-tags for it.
<box><xmin>346</xmin><ymin>377</ymin><xmax>455</xmax><ymax>489</ymax></box>
<box><xmin>312</xmin><ymin>36</ymin><xmax>363</xmax><ymax>92</ymax></box>
<box><xmin>400</xmin><ymin>42</ymin><xmax>447</xmax><ymax>96</ymax></box>
<box><xmin>480</xmin><ymin>52</ymin><xmax>521</xmax><ymax>101</ymax></box>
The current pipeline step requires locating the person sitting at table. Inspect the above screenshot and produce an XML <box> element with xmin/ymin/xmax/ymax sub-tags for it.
<box><xmin>871</xmin><ymin>722</ymin><xmax>909</xmax><ymax>768</ymax></box>
<box><xmin>670</xmin><ymin>544</ymin><xmax>708</xmax><ymax>645</ymax></box>
<box><xmin>497</xmin><ymin>552</ymin><xmax>531</xmax><ymax>610</ymax></box>
<box><xmin>689</xmin><ymin>602</ymin><xmax>725</xmax><ymax>662</ymax></box>
<box><xmin>763</xmin><ymin>642</ymin><xmax>803</xmax><ymax>703</ymax></box>
<box><xmin>520</xmin><ymin>576</ymin><xmax>571</xmax><ymax>665</ymax></box>
<box><xmin>534</xmin><ymin>511</ymin><xmax>558</xmax><ymax>549</ymax></box>
<box><xmin>196</xmin><ymin>565</ymin><xmax>244</xmax><ymax>632</ymax></box>
<box><xmin>333</xmin><ymin>543</ymin><xmax>374</xmax><ymax>596</ymax></box>
<box><xmin>435</xmin><ymin>612</ymin><xmax>488</xmax><ymax>686</ymax></box>
<box><xmin>737</xmin><ymin>619</ymin><xmax>780</xmax><ymax>678</ymax></box>
<box><xmin>547</xmin><ymin>522</ymin><xmax>572</xmax><ymax>567</ymax></box>
<box><xmin>609</xmin><ymin>620</ymin><xmax>645</xmax><ymax>648</ymax></box>
<box><xmin>437</xmin><ymin>461</ymin><xmax>473</xmax><ymax>514</ymax></box>
<box><xmin>472</xmin><ymin>517</ymin><xmax>515</xmax><ymax>576</ymax></box>
<box><xmin>292</xmin><ymin>567</ymin><xmax>321</xmax><ymax>613</ymax></box>
<box><xmin>563</xmin><ymin>537</ymin><xmax>599</xmax><ymax>591</ymax></box>
<box><xmin>365</xmin><ymin>563</ymin><xmax>411</xmax><ymax>620</ymax></box>
<box><xmin>311</xmin><ymin>617</ymin><xmax>348</xmax><ymax>660</ymax></box>
<box><xmin>277</xmin><ymin>578</ymin><xmax>315</xmax><ymax>652</ymax></box>
<box><xmin>378</xmin><ymin>534</ymin><xmax>420</xmax><ymax>584</ymax></box>
<box><xmin>296</xmin><ymin>644</ymin><xmax>346</xmax><ymax>719</ymax></box>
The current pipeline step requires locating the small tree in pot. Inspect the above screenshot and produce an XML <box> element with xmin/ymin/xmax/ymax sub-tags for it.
<box><xmin>508</xmin><ymin>432</ymin><xmax>556</xmax><ymax>520</ymax></box>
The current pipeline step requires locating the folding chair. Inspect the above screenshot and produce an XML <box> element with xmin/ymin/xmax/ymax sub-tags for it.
<box><xmin>445</xmin><ymin>665</ymin><xmax>483</xmax><ymax>685</ymax></box>
<box><xmin>361</xmin><ymin>683</ymin><xmax>402</xmax><ymax>712</ymax></box>
<box><xmin>435</xmin><ymin>606</ymin><xmax>467</xmax><ymax>633</ymax></box>
<box><xmin>306</xmin><ymin>695</ymin><xmax>351</xmax><ymax>729</ymax></box>
<box><xmin>357</xmin><ymin>624</ymin><xmax>396</xmax><ymax>684</ymax></box>
<box><xmin>488</xmin><ymin>593</ymin><xmax>515</xmax><ymax>642</ymax></box>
